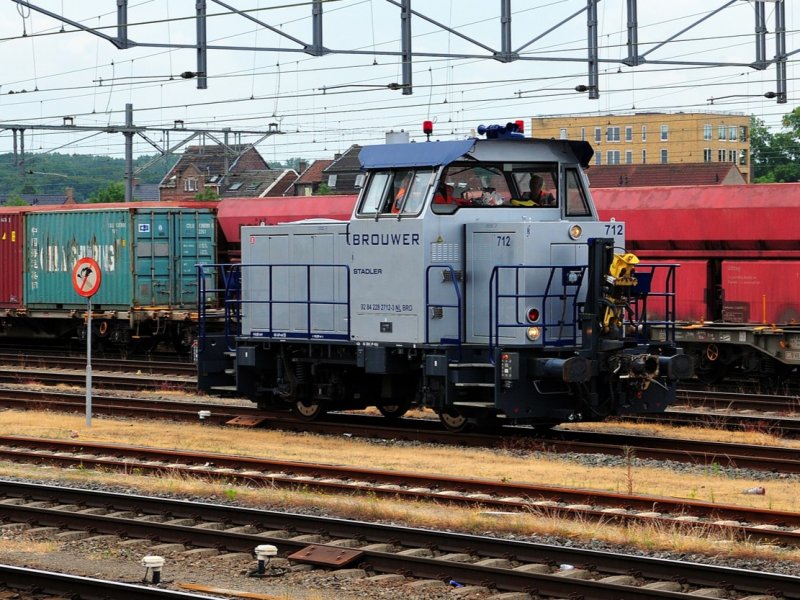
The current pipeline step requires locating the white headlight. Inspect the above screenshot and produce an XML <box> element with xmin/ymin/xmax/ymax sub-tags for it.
<box><xmin>526</xmin><ymin>326</ymin><xmax>541</xmax><ymax>341</ymax></box>
<box><xmin>569</xmin><ymin>225</ymin><xmax>582</xmax><ymax>240</ymax></box>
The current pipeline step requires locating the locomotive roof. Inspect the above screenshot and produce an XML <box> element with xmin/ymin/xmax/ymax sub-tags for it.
<box><xmin>359</xmin><ymin>137</ymin><xmax>593</xmax><ymax>170</ymax></box>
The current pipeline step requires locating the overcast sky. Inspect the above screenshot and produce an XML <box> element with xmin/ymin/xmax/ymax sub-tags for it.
<box><xmin>0</xmin><ymin>0</ymin><xmax>796</xmax><ymax>165</ymax></box>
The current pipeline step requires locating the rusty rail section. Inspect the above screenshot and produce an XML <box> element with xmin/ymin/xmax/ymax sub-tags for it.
<box><xmin>1</xmin><ymin>434</ymin><xmax>799</xmax><ymax>546</ymax></box>
<box><xmin>2</xmin><ymin>480</ymin><xmax>800</xmax><ymax>599</ymax></box>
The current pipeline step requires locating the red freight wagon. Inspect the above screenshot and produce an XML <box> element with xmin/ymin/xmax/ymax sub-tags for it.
<box><xmin>592</xmin><ymin>183</ymin><xmax>800</xmax><ymax>256</ymax></box>
<box><xmin>722</xmin><ymin>261</ymin><xmax>800</xmax><ymax>325</ymax></box>
<box><xmin>0</xmin><ymin>208</ymin><xmax>28</xmax><ymax>312</ymax></box>
<box><xmin>217</xmin><ymin>195</ymin><xmax>358</xmax><ymax>245</ymax></box>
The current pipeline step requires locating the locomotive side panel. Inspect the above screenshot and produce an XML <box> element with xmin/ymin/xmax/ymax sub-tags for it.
<box><xmin>348</xmin><ymin>219</ymin><xmax>425</xmax><ymax>344</ymax></box>
<box><xmin>240</xmin><ymin>222</ymin><xmax>350</xmax><ymax>338</ymax></box>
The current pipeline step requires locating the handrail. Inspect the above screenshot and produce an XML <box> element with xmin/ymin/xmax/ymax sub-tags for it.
<box><xmin>424</xmin><ymin>264</ymin><xmax>463</xmax><ymax>347</ymax></box>
<box><xmin>489</xmin><ymin>264</ymin><xmax>587</xmax><ymax>357</ymax></box>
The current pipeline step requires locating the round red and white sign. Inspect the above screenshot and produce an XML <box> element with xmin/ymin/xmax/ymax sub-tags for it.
<box><xmin>72</xmin><ymin>257</ymin><xmax>102</xmax><ymax>298</ymax></box>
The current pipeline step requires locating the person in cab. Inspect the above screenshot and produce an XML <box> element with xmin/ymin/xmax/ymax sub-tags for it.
<box><xmin>511</xmin><ymin>174</ymin><xmax>556</xmax><ymax>207</ymax></box>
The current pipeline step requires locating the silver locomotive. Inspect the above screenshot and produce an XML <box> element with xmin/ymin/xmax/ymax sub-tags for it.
<box><xmin>198</xmin><ymin>123</ymin><xmax>692</xmax><ymax>431</ymax></box>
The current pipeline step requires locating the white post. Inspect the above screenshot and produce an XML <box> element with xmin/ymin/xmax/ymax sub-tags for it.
<box><xmin>86</xmin><ymin>297</ymin><xmax>92</xmax><ymax>428</ymax></box>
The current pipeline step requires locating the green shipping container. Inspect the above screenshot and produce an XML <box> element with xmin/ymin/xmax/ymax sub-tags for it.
<box><xmin>25</xmin><ymin>206</ymin><xmax>215</xmax><ymax>310</ymax></box>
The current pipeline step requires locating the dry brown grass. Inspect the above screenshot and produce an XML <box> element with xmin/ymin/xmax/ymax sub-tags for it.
<box><xmin>565</xmin><ymin>418</ymin><xmax>800</xmax><ymax>449</ymax></box>
<box><xmin>0</xmin><ymin>409</ymin><xmax>798</xmax><ymax>564</ymax></box>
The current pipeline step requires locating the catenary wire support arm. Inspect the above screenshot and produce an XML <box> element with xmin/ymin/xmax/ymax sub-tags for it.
<box><xmin>515</xmin><ymin>4</ymin><xmax>586</xmax><ymax>55</ymax></box>
<box><xmin>640</xmin><ymin>0</ymin><xmax>737</xmax><ymax>60</ymax></box>
<box><xmin>209</xmin><ymin>0</ymin><xmax>323</xmax><ymax>54</ymax></box>
<box><xmin>11</xmin><ymin>0</ymin><xmax>130</xmax><ymax>48</ymax></box>
<box><xmin>8</xmin><ymin>0</ymin><xmax>796</xmax><ymax>103</ymax></box>
<box><xmin>587</xmin><ymin>0</ymin><xmax>599</xmax><ymax>100</ymax></box>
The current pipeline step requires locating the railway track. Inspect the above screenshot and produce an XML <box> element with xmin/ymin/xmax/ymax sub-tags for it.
<box><xmin>0</xmin><ymin>565</ymin><xmax>212</xmax><ymax>600</ymax></box>
<box><xmin>3</xmin><ymin>388</ymin><xmax>800</xmax><ymax>472</ymax></box>
<box><xmin>2</xmin><ymin>479</ymin><xmax>798</xmax><ymax>599</ymax></box>
<box><xmin>0</xmin><ymin>349</ymin><xmax>196</xmax><ymax>377</ymax></box>
<box><xmin>1</xmin><ymin>434</ymin><xmax>799</xmax><ymax>546</ymax></box>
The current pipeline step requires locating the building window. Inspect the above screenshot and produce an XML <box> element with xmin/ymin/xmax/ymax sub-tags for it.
<box><xmin>580</xmin><ymin>127</ymin><xmax>586</xmax><ymax>141</ymax></box>
<box><xmin>641</xmin><ymin>125</ymin><xmax>647</xmax><ymax>141</ymax></box>
<box><xmin>625</xmin><ymin>126</ymin><xmax>632</xmax><ymax>142</ymax></box>
<box><xmin>184</xmin><ymin>177</ymin><xmax>197</xmax><ymax>192</ymax></box>
<box><xmin>660</xmin><ymin>125</ymin><xmax>668</xmax><ymax>141</ymax></box>
<box><xmin>594</xmin><ymin>127</ymin><xmax>601</xmax><ymax>143</ymax></box>
<box><xmin>728</xmin><ymin>126</ymin><xmax>737</xmax><ymax>141</ymax></box>
<box><xmin>718</xmin><ymin>125</ymin><xmax>726</xmax><ymax>141</ymax></box>
<box><xmin>729</xmin><ymin>150</ymin><xmax>737</xmax><ymax>163</ymax></box>
<box><xmin>327</xmin><ymin>174</ymin><xmax>338</xmax><ymax>188</ymax></box>
<box><xmin>606</xmin><ymin>126</ymin><xmax>620</xmax><ymax>142</ymax></box>
<box><xmin>595</xmin><ymin>153</ymin><xmax>602</xmax><ymax>165</ymax></box>
<box><xmin>739</xmin><ymin>125</ymin><xmax>748</xmax><ymax>141</ymax></box>
<box><xmin>703</xmin><ymin>148</ymin><xmax>712</xmax><ymax>162</ymax></box>
<box><xmin>642</xmin><ymin>149</ymin><xmax>647</xmax><ymax>164</ymax></box>
<box><xmin>739</xmin><ymin>149</ymin><xmax>748</xmax><ymax>165</ymax></box>
<box><xmin>718</xmin><ymin>149</ymin><xmax>726</xmax><ymax>162</ymax></box>
<box><xmin>703</xmin><ymin>124</ymin><xmax>712</xmax><ymax>140</ymax></box>
<box><xmin>607</xmin><ymin>150</ymin><xmax>620</xmax><ymax>164</ymax></box>
<box><xmin>560</xmin><ymin>128</ymin><xmax>568</xmax><ymax>139</ymax></box>
<box><xmin>625</xmin><ymin>150</ymin><xmax>633</xmax><ymax>164</ymax></box>
<box><xmin>660</xmin><ymin>149</ymin><xmax>668</xmax><ymax>164</ymax></box>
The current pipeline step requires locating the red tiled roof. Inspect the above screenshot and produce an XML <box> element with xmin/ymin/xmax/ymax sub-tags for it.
<box><xmin>295</xmin><ymin>159</ymin><xmax>334</xmax><ymax>184</ymax></box>
<box><xmin>584</xmin><ymin>163</ymin><xmax>745</xmax><ymax>187</ymax></box>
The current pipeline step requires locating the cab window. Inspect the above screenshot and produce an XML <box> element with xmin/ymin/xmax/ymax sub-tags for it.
<box><xmin>359</xmin><ymin>172</ymin><xmax>391</xmax><ymax>215</ymax></box>
<box><xmin>357</xmin><ymin>169</ymin><xmax>435</xmax><ymax>216</ymax></box>
<box><xmin>565</xmin><ymin>168</ymin><xmax>592</xmax><ymax>216</ymax></box>
<box><xmin>432</xmin><ymin>162</ymin><xmax>558</xmax><ymax>212</ymax></box>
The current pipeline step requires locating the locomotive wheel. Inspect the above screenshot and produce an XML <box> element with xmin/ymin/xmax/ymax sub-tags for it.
<box><xmin>705</xmin><ymin>344</ymin><xmax>720</xmax><ymax>362</ymax></box>
<box><xmin>438</xmin><ymin>408</ymin><xmax>471</xmax><ymax>433</ymax></box>
<box><xmin>377</xmin><ymin>398</ymin><xmax>412</xmax><ymax>419</ymax></box>
<box><xmin>293</xmin><ymin>399</ymin><xmax>326</xmax><ymax>421</ymax></box>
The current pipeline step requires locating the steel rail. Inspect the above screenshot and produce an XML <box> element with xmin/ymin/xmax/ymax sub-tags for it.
<box><xmin>0</xmin><ymin>564</ymin><xmax>214</xmax><ymax>599</ymax></box>
<box><xmin>1</xmin><ymin>435</ymin><xmax>799</xmax><ymax>545</ymax></box>
<box><xmin>3</xmin><ymin>480</ymin><xmax>799</xmax><ymax>599</ymax></box>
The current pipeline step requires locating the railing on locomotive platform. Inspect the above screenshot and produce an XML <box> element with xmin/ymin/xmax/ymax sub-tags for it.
<box><xmin>424</xmin><ymin>264</ymin><xmax>463</xmax><ymax>347</ymax></box>
<box><xmin>197</xmin><ymin>263</ymin><xmax>243</xmax><ymax>352</ymax></box>
<box><xmin>486</xmin><ymin>262</ymin><xmax>680</xmax><ymax>357</ymax></box>
<box><xmin>198</xmin><ymin>263</ymin><xmax>351</xmax><ymax>351</ymax></box>
<box><xmin>628</xmin><ymin>262</ymin><xmax>679</xmax><ymax>344</ymax></box>
<box><xmin>488</xmin><ymin>264</ymin><xmax>588</xmax><ymax>356</ymax></box>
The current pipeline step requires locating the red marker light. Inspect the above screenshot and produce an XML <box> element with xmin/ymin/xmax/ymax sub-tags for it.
<box><xmin>515</xmin><ymin>120</ymin><xmax>525</xmax><ymax>134</ymax></box>
<box><xmin>423</xmin><ymin>120</ymin><xmax>433</xmax><ymax>135</ymax></box>
<box><xmin>527</xmin><ymin>308</ymin><xmax>540</xmax><ymax>323</ymax></box>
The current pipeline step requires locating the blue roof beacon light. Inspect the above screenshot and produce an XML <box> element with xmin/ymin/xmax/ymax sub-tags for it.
<box><xmin>477</xmin><ymin>121</ymin><xmax>525</xmax><ymax>140</ymax></box>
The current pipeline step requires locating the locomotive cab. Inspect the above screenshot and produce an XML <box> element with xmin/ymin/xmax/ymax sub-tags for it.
<box><xmin>198</xmin><ymin>123</ymin><xmax>691</xmax><ymax>431</ymax></box>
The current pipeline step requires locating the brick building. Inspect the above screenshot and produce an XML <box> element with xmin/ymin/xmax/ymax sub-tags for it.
<box><xmin>531</xmin><ymin>112</ymin><xmax>751</xmax><ymax>182</ymax></box>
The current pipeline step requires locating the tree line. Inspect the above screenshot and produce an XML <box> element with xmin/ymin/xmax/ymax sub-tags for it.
<box><xmin>750</xmin><ymin>108</ymin><xmax>800</xmax><ymax>183</ymax></box>
<box><xmin>0</xmin><ymin>152</ymin><xmax>177</xmax><ymax>203</ymax></box>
